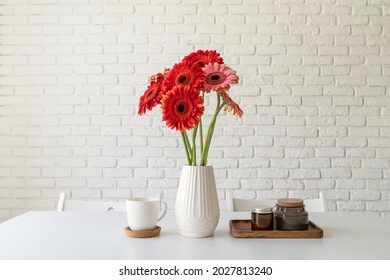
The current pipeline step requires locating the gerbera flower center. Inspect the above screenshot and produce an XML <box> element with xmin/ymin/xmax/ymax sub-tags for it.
<box><xmin>144</xmin><ymin>88</ymin><xmax>157</xmax><ymax>102</ymax></box>
<box><xmin>178</xmin><ymin>104</ymin><xmax>185</xmax><ymax>113</ymax></box>
<box><xmin>174</xmin><ymin>101</ymin><xmax>190</xmax><ymax>116</ymax></box>
<box><xmin>197</xmin><ymin>60</ymin><xmax>206</xmax><ymax>67</ymax></box>
<box><xmin>176</xmin><ymin>72</ymin><xmax>192</xmax><ymax>86</ymax></box>
<box><xmin>206</xmin><ymin>73</ymin><xmax>225</xmax><ymax>85</ymax></box>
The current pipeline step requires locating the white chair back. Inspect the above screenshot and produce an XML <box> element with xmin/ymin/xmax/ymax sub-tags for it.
<box><xmin>228</xmin><ymin>191</ymin><xmax>327</xmax><ymax>212</ymax></box>
<box><xmin>302</xmin><ymin>192</ymin><xmax>327</xmax><ymax>212</ymax></box>
<box><xmin>57</xmin><ymin>193</ymin><xmax>126</xmax><ymax>212</ymax></box>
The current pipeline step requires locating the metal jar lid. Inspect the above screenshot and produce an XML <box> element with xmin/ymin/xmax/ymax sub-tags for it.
<box><xmin>251</xmin><ymin>206</ymin><xmax>273</xmax><ymax>214</ymax></box>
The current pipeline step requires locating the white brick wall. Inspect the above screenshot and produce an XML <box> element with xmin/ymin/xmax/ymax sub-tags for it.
<box><xmin>1</xmin><ymin>0</ymin><xmax>389</xmax><ymax>221</ymax></box>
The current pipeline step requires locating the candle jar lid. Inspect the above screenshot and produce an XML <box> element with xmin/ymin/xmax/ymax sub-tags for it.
<box><xmin>251</xmin><ymin>206</ymin><xmax>273</xmax><ymax>214</ymax></box>
<box><xmin>277</xmin><ymin>198</ymin><xmax>304</xmax><ymax>208</ymax></box>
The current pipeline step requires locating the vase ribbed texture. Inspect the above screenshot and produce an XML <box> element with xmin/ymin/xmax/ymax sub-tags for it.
<box><xmin>175</xmin><ymin>166</ymin><xmax>220</xmax><ymax>238</ymax></box>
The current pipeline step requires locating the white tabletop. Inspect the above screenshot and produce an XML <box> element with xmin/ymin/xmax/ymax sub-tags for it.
<box><xmin>0</xmin><ymin>211</ymin><xmax>389</xmax><ymax>260</ymax></box>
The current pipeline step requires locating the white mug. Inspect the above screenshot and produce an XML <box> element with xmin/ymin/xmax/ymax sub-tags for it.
<box><xmin>126</xmin><ymin>197</ymin><xmax>167</xmax><ymax>231</ymax></box>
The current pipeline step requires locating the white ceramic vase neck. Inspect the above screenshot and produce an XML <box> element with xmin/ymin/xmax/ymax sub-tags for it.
<box><xmin>175</xmin><ymin>165</ymin><xmax>220</xmax><ymax>238</ymax></box>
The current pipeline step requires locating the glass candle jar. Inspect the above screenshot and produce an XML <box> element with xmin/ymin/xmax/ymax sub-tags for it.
<box><xmin>251</xmin><ymin>207</ymin><xmax>273</xmax><ymax>230</ymax></box>
<box><xmin>274</xmin><ymin>199</ymin><xmax>308</xmax><ymax>230</ymax></box>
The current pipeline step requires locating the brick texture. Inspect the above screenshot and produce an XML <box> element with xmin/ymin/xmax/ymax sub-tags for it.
<box><xmin>1</xmin><ymin>0</ymin><xmax>390</xmax><ymax>221</ymax></box>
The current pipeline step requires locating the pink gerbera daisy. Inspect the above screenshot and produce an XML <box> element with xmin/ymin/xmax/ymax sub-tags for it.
<box><xmin>217</xmin><ymin>89</ymin><xmax>243</xmax><ymax>118</ymax></box>
<box><xmin>202</xmin><ymin>63</ymin><xmax>239</xmax><ymax>93</ymax></box>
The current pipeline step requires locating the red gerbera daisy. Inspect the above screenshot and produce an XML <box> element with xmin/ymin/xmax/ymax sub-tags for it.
<box><xmin>217</xmin><ymin>89</ymin><xmax>243</xmax><ymax>118</ymax></box>
<box><xmin>202</xmin><ymin>63</ymin><xmax>239</xmax><ymax>93</ymax></box>
<box><xmin>182</xmin><ymin>50</ymin><xmax>224</xmax><ymax>68</ymax></box>
<box><xmin>162</xmin><ymin>61</ymin><xmax>205</xmax><ymax>93</ymax></box>
<box><xmin>138</xmin><ymin>82</ymin><xmax>163</xmax><ymax>115</ymax></box>
<box><xmin>149</xmin><ymin>68</ymin><xmax>170</xmax><ymax>84</ymax></box>
<box><xmin>161</xmin><ymin>85</ymin><xmax>204</xmax><ymax>131</ymax></box>
<box><xmin>138</xmin><ymin>69</ymin><xmax>169</xmax><ymax>115</ymax></box>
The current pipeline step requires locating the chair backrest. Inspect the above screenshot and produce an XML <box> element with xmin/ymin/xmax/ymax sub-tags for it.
<box><xmin>228</xmin><ymin>191</ymin><xmax>327</xmax><ymax>212</ymax></box>
<box><xmin>230</xmin><ymin>197</ymin><xmax>275</xmax><ymax>212</ymax></box>
<box><xmin>57</xmin><ymin>193</ymin><xmax>126</xmax><ymax>212</ymax></box>
<box><xmin>302</xmin><ymin>191</ymin><xmax>327</xmax><ymax>212</ymax></box>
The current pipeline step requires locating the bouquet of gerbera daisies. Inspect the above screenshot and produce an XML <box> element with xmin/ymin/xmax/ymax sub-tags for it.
<box><xmin>138</xmin><ymin>50</ymin><xmax>243</xmax><ymax>166</ymax></box>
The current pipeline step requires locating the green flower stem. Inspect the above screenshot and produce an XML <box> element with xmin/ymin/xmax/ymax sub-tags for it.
<box><xmin>181</xmin><ymin>131</ymin><xmax>191</xmax><ymax>165</ymax></box>
<box><xmin>191</xmin><ymin>125</ymin><xmax>198</xmax><ymax>166</ymax></box>
<box><xmin>199</xmin><ymin>117</ymin><xmax>203</xmax><ymax>156</ymax></box>
<box><xmin>199</xmin><ymin>92</ymin><xmax>204</xmax><ymax>156</ymax></box>
<box><xmin>200</xmin><ymin>104</ymin><xmax>225</xmax><ymax>166</ymax></box>
<box><xmin>183</xmin><ymin>131</ymin><xmax>192</xmax><ymax>158</ymax></box>
<box><xmin>200</xmin><ymin>95</ymin><xmax>225</xmax><ymax>166</ymax></box>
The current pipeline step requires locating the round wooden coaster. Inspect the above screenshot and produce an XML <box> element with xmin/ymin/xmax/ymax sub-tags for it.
<box><xmin>124</xmin><ymin>226</ymin><xmax>161</xmax><ymax>238</ymax></box>
<box><xmin>277</xmin><ymin>198</ymin><xmax>304</xmax><ymax>208</ymax></box>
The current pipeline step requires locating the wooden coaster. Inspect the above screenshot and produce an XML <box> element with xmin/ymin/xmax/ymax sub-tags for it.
<box><xmin>124</xmin><ymin>226</ymin><xmax>161</xmax><ymax>238</ymax></box>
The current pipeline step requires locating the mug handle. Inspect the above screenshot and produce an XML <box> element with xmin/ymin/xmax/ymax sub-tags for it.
<box><xmin>157</xmin><ymin>201</ymin><xmax>167</xmax><ymax>222</ymax></box>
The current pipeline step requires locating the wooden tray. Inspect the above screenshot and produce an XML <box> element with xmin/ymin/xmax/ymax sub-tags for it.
<box><xmin>230</xmin><ymin>220</ymin><xmax>323</xmax><ymax>238</ymax></box>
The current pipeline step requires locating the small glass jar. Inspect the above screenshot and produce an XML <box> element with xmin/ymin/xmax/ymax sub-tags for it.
<box><xmin>251</xmin><ymin>206</ymin><xmax>273</xmax><ymax>231</ymax></box>
<box><xmin>274</xmin><ymin>199</ymin><xmax>309</xmax><ymax>231</ymax></box>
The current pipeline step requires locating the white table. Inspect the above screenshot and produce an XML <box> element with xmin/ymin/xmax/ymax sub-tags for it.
<box><xmin>0</xmin><ymin>211</ymin><xmax>389</xmax><ymax>260</ymax></box>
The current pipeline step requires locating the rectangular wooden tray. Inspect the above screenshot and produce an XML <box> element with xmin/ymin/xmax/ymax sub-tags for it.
<box><xmin>230</xmin><ymin>220</ymin><xmax>323</xmax><ymax>238</ymax></box>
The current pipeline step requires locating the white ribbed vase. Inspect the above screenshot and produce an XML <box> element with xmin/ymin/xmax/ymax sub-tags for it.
<box><xmin>175</xmin><ymin>165</ymin><xmax>220</xmax><ymax>238</ymax></box>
